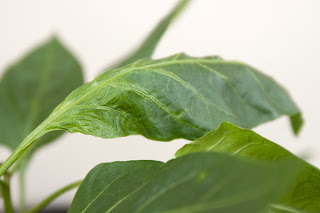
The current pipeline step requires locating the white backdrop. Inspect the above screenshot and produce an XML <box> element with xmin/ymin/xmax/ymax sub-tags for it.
<box><xmin>0</xmin><ymin>0</ymin><xmax>319</xmax><ymax>210</ymax></box>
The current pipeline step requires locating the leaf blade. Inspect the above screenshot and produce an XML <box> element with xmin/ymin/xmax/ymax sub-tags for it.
<box><xmin>0</xmin><ymin>37</ymin><xmax>84</xmax><ymax>150</ymax></box>
<box><xmin>43</xmin><ymin>54</ymin><xmax>302</xmax><ymax>142</ymax></box>
<box><xmin>68</xmin><ymin>160</ymin><xmax>163</xmax><ymax>213</ymax></box>
<box><xmin>69</xmin><ymin>152</ymin><xmax>299</xmax><ymax>213</ymax></box>
<box><xmin>176</xmin><ymin>122</ymin><xmax>320</xmax><ymax>212</ymax></box>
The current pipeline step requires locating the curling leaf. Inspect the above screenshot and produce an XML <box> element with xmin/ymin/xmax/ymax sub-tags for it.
<box><xmin>40</xmin><ymin>53</ymin><xmax>301</xmax><ymax>143</ymax></box>
<box><xmin>176</xmin><ymin>122</ymin><xmax>320</xmax><ymax>212</ymax></box>
<box><xmin>69</xmin><ymin>152</ymin><xmax>299</xmax><ymax>213</ymax></box>
<box><xmin>114</xmin><ymin>0</ymin><xmax>190</xmax><ymax>68</ymax></box>
<box><xmin>0</xmin><ymin>37</ymin><xmax>84</xmax><ymax>150</ymax></box>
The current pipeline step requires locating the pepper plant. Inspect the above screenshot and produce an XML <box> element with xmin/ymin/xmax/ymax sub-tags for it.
<box><xmin>0</xmin><ymin>1</ymin><xmax>319</xmax><ymax>212</ymax></box>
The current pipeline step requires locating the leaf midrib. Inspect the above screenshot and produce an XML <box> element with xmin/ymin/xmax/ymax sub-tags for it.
<box><xmin>158</xmin><ymin>178</ymin><xmax>276</xmax><ymax>213</ymax></box>
<box><xmin>24</xmin><ymin>43</ymin><xmax>54</xmax><ymax>137</ymax></box>
<box><xmin>269</xmin><ymin>204</ymin><xmax>302</xmax><ymax>213</ymax></box>
<box><xmin>45</xmin><ymin>58</ymin><xmax>249</xmax><ymax>131</ymax></box>
<box><xmin>80</xmin><ymin>164</ymin><xmax>159</xmax><ymax>213</ymax></box>
<box><xmin>132</xmin><ymin>171</ymin><xmax>200</xmax><ymax>213</ymax></box>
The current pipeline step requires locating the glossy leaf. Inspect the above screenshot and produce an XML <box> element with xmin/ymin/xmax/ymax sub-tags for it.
<box><xmin>68</xmin><ymin>161</ymin><xmax>163</xmax><ymax>213</ymax></box>
<box><xmin>69</xmin><ymin>152</ymin><xmax>299</xmax><ymax>213</ymax></box>
<box><xmin>114</xmin><ymin>0</ymin><xmax>190</xmax><ymax>68</ymax></box>
<box><xmin>0</xmin><ymin>37</ymin><xmax>84</xmax><ymax>150</ymax></box>
<box><xmin>41</xmin><ymin>53</ymin><xmax>301</xmax><ymax>143</ymax></box>
<box><xmin>176</xmin><ymin>122</ymin><xmax>320</xmax><ymax>212</ymax></box>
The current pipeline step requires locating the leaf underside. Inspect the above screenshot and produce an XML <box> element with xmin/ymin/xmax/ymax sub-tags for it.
<box><xmin>176</xmin><ymin>122</ymin><xmax>320</xmax><ymax>213</ymax></box>
<box><xmin>44</xmin><ymin>53</ymin><xmax>302</xmax><ymax>142</ymax></box>
<box><xmin>69</xmin><ymin>152</ymin><xmax>298</xmax><ymax>213</ymax></box>
<box><xmin>0</xmin><ymin>37</ymin><xmax>83</xmax><ymax>150</ymax></box>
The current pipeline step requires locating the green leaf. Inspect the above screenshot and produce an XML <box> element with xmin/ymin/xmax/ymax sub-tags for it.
<box><xmin>176</xmin><ymin>122</ymin><xmax>320</xmax><ymax>212</ymax></box>
<box><xmin>0</xmin><ymin>37</ymin><xmax>84</xmax><ymax>150</ymax></box>
<box><xmin>113</xmin><ymin>0</ymin><xmax>190</xmax><ymax>68</ymax></box>
<box><xmin>68</xmin><ymin>161</ymin><xmax>163</xmax><ymax>213</ymax></box>
<box><xmin>0</xmin><ymin>53</ymin><xmax>303</xmax><ymax>177</ymax></box>
<box><xmin>69</xmin><ymin>152</ymin><xmax>299</xmax><ymax>213</ymax></box>
<box><xmin>42</xmin><ymin>53</ymin><xmax>301</xmax><ymax>142</ymax></box>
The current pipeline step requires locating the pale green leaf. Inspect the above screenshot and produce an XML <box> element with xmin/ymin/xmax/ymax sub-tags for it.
<box><xmin>176</xmin><ymin>122</ymin><xmax>320</xmax><ymax>212</ymax></box>
<box><xmin>113</xmin><ymin>0</ymin><xmax>190</xmax><ymax>68</ymax></box>
<box><xmin>40</xmin><ymin>53</ymin><xmax>301</xmax><ymax>143</ymax></box>
<box><xmin>0</xmin><ymin>37</ymin><xmax>84</xmax><ymax>150</ymax></box>
<box><xmin>69</xmin><ymin>152</ymin><xmax>299</xmax><ymax>213</ymax></box>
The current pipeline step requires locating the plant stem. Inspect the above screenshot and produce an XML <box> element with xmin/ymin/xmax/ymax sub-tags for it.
<box><xmin>19</xmin><ymin>161</ymin><xmax>28</xmax><ymax>213</ymax></box>
<box><xmin>0</xmin><ymin>120</ymin><xmax>49</xmax><ymax>177</ymax></box>
<box><xmin>0</xmin><ymin>175</ymin><xmax>14</xmax><ymax>213</ymax></box>
<box><xmin>27</xmin><ymin>180</ymin><xmax>82</xmax><ymax>213</ymax></box>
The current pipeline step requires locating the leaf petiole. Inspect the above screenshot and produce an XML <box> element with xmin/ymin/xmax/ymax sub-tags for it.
<box><xmin>0</xmin><ymin>119</ymin><xmax>50</xmax><ymax>177</ymax></box>
<box><xmin>19</xmin><ymin>160</ymin><xmax>28</xmax><ymax>213</ymax></box>
<box><xmin>0</xmin><ymin>174</ymin><xmax>14</xmax><ymax>213</ymax></box>
<box><xmin>27</xmin><ymin>180</ymin><xmax>82</xmax><ymax>213</ymax></box>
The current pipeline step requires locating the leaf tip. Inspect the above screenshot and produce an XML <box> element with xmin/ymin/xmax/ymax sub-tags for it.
<box><xmin>290</xmin><ymin>113</ymin><xmax>304</xmax><ymax>135</ymax></box>
<box><xmin>48</xmin><ymin>34</ymin><xmax>61</xmax><ymax>43</ymax></box>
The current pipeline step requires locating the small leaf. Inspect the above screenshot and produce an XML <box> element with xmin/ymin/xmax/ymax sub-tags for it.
<box><xmin>41</xmin><ymin>53</ymin><xmax>301</xmax><ymax>143</ymax></box>
<box><xmin>113</xmin><ymin>0</ymin><xmax>190</xmax><ymax>68</ymax></box>
<box><xmin>69</xmin><ymin>152</ymin><xmax>299</xmax><ymax>213</ymax></box>
<box><xmin>0</xmin><ymin>37</ymin><xmax>84</xmax><ymax>150</ymax></box>
<box><xmin>176</xmin><ymin>122</ymin><xmax>320</xmax><ymax>212</ymax></box>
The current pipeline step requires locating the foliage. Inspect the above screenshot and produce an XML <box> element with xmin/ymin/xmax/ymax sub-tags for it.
<box><xmin>69</xmin><ymin>153</ymin><xmax>299</xmax><ymax>213</ymax></box>
<box><xmin>0</xmin><ymin>1</ymin><xmax>318</xmax><ymax>213</ymax></box>
<box><xmin>0</xmin><ymin>38</ymin><xmax>83</xmax><ymax>151</ymax></box>
<box><xmin>176</xmin><ymin>122</ymin><xmax>320</xmax><ymax>212</ymax></box>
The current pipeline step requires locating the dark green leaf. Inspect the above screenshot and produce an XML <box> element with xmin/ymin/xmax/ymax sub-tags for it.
<box><xmin>68</xmin><ymin>161</ymin><xmax>163</xmax><ymax>213</ymax></box>
<box><xmin>0</xmin><ymin>37</ymin><xmax>84</xmax><ymax>150</ymax></box>
<box><xmin>41</xmin><ymin>53</ymin><xmax>301</xmax><ymax>142</ymax></box>
<box><xmin>69</xmin><ymin>152</ymin><xmax>299</xmax><ymax>213</ymax></box>
<box><xmin>176</xmin><ymin>122</ymin><xmax>320</xmax><ymax>212</ymax></box>
<box><xmin>113</xmin><ymin>0</ymin><xmax>190</xmax><ymax>68</ymax></box>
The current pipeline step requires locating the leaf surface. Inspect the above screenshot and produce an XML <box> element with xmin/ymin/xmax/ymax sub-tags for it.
<box><xmin>69</xmin><ymin>152</ymin><xmax>298</xmax><ymax>213</ymax></box>
<box><xmin>114</xmin><ymin>0</ymin><xmax>190</xmax><ymax>68</ymax></box>
<box><xmin>176</xmin><ymin>122</ymin><xmax>320</xmax><ymax>212</ymax></box>
<box><xmin>68</xmin><ymin>160</ymin><xmax>163</xmax><ymax>213</ymax></box>
<box><xmin>42</xmin><ymin>53</ymin><xmax>302</xmax><ymax>142</ymax></box>
<box><xmin>0</xmin><ymin>37</ymin><xmax>84</xmax><ymax>150</ymax></box>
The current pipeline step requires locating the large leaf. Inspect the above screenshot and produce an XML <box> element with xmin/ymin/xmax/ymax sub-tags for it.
<box><xmin>113</xmin><ymin>0</ymin><xmax>190</xmax><ymax>68</ymax></box>
<box><xmin>69</xmin><ymin>152</ymin><xmax>299</xmax><ymax>213</ymax></box>
<box><xmin>176</xmin><ymin>122</ymin><xmax>320</xmax><ymax>212</ymax></box>
<box><xmin>68</xmin><ymin>161</ymin><xmax>163</xmax><ymax>213</ymax></box>
<box><xmin>38</xmin><ymin>53</ymin><xmax>302</xmax><ymax>144</ymax></box>
<box><xmin>0</xmin><ymin>37</ymin><xmax>84</xmax><ymax>150</ymax></box>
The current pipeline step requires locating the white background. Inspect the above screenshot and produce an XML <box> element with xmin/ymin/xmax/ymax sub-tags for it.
<box><xmin>0</xmin><ymin>0</ymin><xmax>319</xmax><ymax>210</ymax></box>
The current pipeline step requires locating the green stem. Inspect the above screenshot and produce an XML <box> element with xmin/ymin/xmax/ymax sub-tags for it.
<box><xmin>19</xmin><ymin>161</ymin><xmax>27</xmax><ymax>213</ymax></box>
<box><xmin>27</xmin><ymin>180</ymin><xmax>82</xmax><ymax>213</ymax></box>
<box><xmin>0</xmin><ymin>175</ymin><xmax>14</xmax><ymax>213</ymax></box>
<box><xmin>0</xmin><ymin>120</ymin><xmax>49</xmax><ymax>177</ymax></box>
